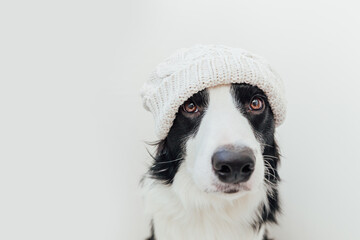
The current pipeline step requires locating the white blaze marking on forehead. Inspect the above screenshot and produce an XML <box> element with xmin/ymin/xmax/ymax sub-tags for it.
<box><xmin>196</xmin><ymin>84</ymin><xmax>258</xmax><ymax>149</ymax></box>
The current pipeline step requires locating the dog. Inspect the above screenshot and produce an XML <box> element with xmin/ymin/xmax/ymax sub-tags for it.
<box><xmin>142</xmin><ymin>82</ymin><xmax>281</xmax><ymax>240</ymax></box>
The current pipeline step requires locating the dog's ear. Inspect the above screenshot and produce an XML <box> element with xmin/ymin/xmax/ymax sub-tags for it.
<box><xmin>155</xmin><ymin>140</ymin><xmax>167</xmax><ymax>157</ymax></box>
<box><xmin>147</xmin><ymin>139</ymin><xmax>183</xmax><ymax>184</ymax></box>
<box><xmin>145</xmin><ymin>139</ymin><xmax>166</xmax><ymax>158</ymax></box>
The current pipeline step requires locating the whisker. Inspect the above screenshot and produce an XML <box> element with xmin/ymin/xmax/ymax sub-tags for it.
<box><xmin>264</xmin><ymin>178</ymin><xmax>278</xmax><ymax>188</ymax></box>
<box><xmin>263</xmin><ymin>155</ymin><xmax>278</xmax><ymax>159</ymax></box>
<box><xmin>145</xmin><ymin>147</ymin><xmax>156</xmax><ymax>161</ymax></box>
<box><xmin>264</xmin><ymin>160</ymin><xmax>276</xmax><ymax>175</ymax></box>
<box><xmin>262</xmin><ymin>143</ymin><xmax>274</xmax><ymax>148</ymax></box>
<box><xmin>263</xmin><ymin>159</ymin><xmax>278</xmax><ymax>182</ymax></box>
<box><xmin>150</xmin><ymin>168</ymin><xmax>169</xmax><ymax>174</ymax></box>
<box><xmin>153</xmin><ymin>157</ymin><xmax>183</xmax><ymax>165</ymax></box>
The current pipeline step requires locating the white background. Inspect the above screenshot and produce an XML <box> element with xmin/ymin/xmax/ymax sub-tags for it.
<box><xmin>1</xmin><ymin>0</ymin><xmax>360</xmax><ymax>239</ymax></box>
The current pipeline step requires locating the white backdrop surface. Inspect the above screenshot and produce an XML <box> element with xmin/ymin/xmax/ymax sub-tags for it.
<box><xmin>1</xmin><ymin>0</ymin><xmax>360</xmax><ymax>239</ymax></box>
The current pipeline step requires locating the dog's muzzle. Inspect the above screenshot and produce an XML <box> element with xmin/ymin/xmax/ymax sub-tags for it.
<box><xmin>211</xmin><ymin>146</ymin><xmax>255</xmax><ymax>184</ymax></box>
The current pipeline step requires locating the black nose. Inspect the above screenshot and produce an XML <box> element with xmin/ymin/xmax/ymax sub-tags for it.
<box><xmin>212</xmin><ymin>147</ymin><xmax>255</xmax><ymax>184</ymax></box>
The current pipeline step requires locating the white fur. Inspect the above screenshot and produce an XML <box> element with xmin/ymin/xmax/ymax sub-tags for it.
<box><xmin>143</xmin><ymin>85</ymin><xmax>268</xmax><ymax>240</ymax></box>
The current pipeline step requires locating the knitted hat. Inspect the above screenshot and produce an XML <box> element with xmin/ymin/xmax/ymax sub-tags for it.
<box><xmin>141</xmin><ymin>45</ymin><xmax>286</xmax><ymax>140</ymax></box>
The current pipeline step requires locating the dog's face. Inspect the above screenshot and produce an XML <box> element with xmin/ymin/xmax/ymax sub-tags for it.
<box><xmin>150</xmin><ymin>83</ymin><xmax>279</xmax><ymax>201</ymax></box>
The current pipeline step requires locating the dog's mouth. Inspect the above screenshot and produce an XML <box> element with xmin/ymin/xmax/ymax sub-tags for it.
<box><xmin>224</xmin><ymin>188</ymin><xmax>239</xmax><ymax>194</ymax></box>
<box><xmin>213</xmin><ymin>182</ymin><xmax>251</xmax><ymax>194</ymax></box>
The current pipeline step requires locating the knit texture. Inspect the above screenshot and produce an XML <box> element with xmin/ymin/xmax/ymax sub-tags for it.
<box><xmin>141</xmin><ymin>45</ymin><xmax>286</xmax><ymax>140</ymax></box>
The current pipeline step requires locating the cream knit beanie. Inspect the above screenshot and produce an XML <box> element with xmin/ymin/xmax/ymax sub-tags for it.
<box><xmin>141</xmin><ymin>45</ymin><xmax>286</xmax><ymax>140</ymax></box>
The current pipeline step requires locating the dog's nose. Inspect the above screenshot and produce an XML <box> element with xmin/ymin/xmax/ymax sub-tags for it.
<box><xmin>212</xmin><ymin>147</ymin><xmax>255</xmax><ymax>184</ymax></box>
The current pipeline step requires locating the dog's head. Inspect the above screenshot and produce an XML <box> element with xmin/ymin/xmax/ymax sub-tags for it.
<box><xmin>143</xmin><ymin>46</ymin><xmax>285</xmax><ymax>236</ymax></box>
<box><xmin>148</xmin><ymin>83</ymin><xmax>280</xmax><ymax>203</ymax></box>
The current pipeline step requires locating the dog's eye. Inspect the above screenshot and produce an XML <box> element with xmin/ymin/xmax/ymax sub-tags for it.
<box><xmin>182</xmin><ymin>101</ymin><xmax>199</xmax><ymax>113</ymax></box>
<box><xmin>249</xmin><ymin>97</ymin><xmax>264</xmax><ymax>111</ymax></box>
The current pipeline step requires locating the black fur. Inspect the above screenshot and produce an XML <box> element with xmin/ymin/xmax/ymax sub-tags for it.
<box><xmin>147</xmin><ymin>89</ymin><xmax>209</xmax><ymax>184</ymax></box>
<box><xmin>231</xmin><ymin>83</ymin><xmax>281</xmax><ymax>230</ymax></box>
<box><xmin>146</xmin><ymin>222</ymin><xmax>155</xmax><ymax>240</ymax></box>
<box><xmin>146</xmin><ymin>84</ymin><xmax>281</xmax><ymax>239</ymax></box>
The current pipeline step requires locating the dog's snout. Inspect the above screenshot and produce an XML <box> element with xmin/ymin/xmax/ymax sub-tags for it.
<box><xmin>211</xmin><ymin>147</ymin><xmax>255</xmax><ymax>184</ymax></box>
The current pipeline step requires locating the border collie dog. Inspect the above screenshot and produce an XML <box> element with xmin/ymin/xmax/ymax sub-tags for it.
<box><xmin>142</xmin><ymin>83</ymin><xmax>281</xmax><ymax>240</ymax></box>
